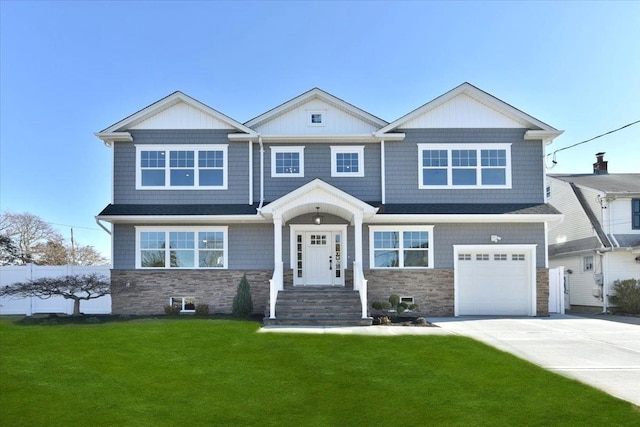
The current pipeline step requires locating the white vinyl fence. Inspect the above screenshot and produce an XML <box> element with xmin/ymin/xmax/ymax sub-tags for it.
<box><xmin>0</xmin><ymin>264</ymin><xmax>111</xmax><ymax>316</ymax></box>
<box><xmin>548</xmin><ymin>266</ymin><xmax>566</xmax><ymax>314</ymax></box>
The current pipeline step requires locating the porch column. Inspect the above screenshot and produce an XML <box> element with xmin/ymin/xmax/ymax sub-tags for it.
<box><xmin>353</xmin><ymin>212</ymin><xmax>363</xmax><ymax>266</ymax></box>
<box><xmin>273</xmin><ymin>214</ymin><xmax>283</xmax><ymax>267</ymax></box>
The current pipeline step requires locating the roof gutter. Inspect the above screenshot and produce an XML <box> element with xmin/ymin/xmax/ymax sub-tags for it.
<box><xmin>95</xmin><ymin>217</ymin><xmax>112</xmax><ymax>235</ymax></box>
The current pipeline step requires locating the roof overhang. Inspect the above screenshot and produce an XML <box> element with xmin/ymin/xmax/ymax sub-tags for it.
<box><xmin>96</xmin><ymin>214</ymin><xmax>264</xmax><ymax>225</ymax></box>
<box><xmin>95</xmin><ymin>132</ymin><xmax>134</xmax><ymax>146</ymax></box>
<box><xmin>228</xmin><ymin>133</ymin><xmax>400</xmax><ymax>143</ymax></box>
<box><xmin>524</xmin><ymin>130</ymin><xmax>564</xmax><ymax>144</ymax></box>
<box><xmin>368</xmin><ymin>213</ymin><xmax>564</xmax><ymax>224</ymax></box>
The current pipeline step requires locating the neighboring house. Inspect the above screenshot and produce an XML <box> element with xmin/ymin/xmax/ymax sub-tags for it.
<box><xmin>95</xmin><ymin>82</ymin><xmax>563</xmax><ymax>324</ymax></box>
<box><xmin>548</xmin><ymin>154</ymin><xmax>640</xmax><ymax>312</ymax></box>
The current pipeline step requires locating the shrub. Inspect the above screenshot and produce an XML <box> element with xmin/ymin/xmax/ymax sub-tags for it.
<box><xmin>609</xmin><ymin>279</ymin><xmax>640</xmax><ymax>314</ymax></box>
<box><xmin>164</xmin><ymin>305</ymin><xmax>181</xmax><ymax>316</ymax></box>
<box><xmin>408</xmin><ymin>303</ymin><xmax>419</xmax><ymax>311</ymax></box>
<box><xmin>388</xmin><ymin>294</ymin><xmax>400</xmax><ymax>307</ymax></box>
<box><xmin>195</xmin><ymin>304</ymin><xmax>210</xmax><ymax>316</ymax></box>
<box><xmin>232</xmin><ymin>273</ymin><xmax>253</xmax><ymax>318</ymax></box>
<box><xmin>371</xmin><ymin>301</ymin><xmax>383</xmax><ymax>310</ymax></box>
<box><xmin>380</xmin><ymin>301</ymin><xmax>392</xmax><ymax>310</ymax></box>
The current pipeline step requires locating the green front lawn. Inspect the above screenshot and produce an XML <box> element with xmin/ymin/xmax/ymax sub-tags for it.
<box><xmin>1</xmin><ymin>318</ymin><xmax>638</xmax><ymax>426</ymax></box>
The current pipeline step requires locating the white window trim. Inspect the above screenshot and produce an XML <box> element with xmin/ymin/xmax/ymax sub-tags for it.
<box><xmin>135</xmin><ymin>144</ymin><xmax>228</xmax><ymax>190</ymax></box>
<box><xmin>330</xmin><ymin>146</ymin><xmax>365</xmax><ymax>177</ymax></box>
<box><xmin>417</xmin><ymin>143</ymin><xmax>512</xmax><ymax>189</ymax></box>
<box><xmin>170</xmin><ymin>296</ymin><xmax>196</xmax><ymax>313</ymax></box>
<box><xmin>583</xmin><ymin>255</ymin><xmax>594</xmax><ymax>272</ymax></box>
<box><xmin>368</xmin><ymin>225</ymin><xmax>434</xmax><ymax>269</ymax></box>
<box><xmin>270</xmin><ymin>146</ymin><xmax>305</xmax><ymax>177</ymax></box>
<box><xmin>307</xmin><ymin>109</ymin><xmax>326</xmax><ymax>127</ymax></box>
<box><xmin>135</xmin><ymin>226</ymin><xmax>228</xmax><ymax>269</ymax></box>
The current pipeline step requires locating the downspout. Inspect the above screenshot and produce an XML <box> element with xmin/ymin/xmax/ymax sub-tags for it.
<box><xmin>95</xmin><ymin>217</ymin><xmax>112</xmax><ymax>236</ymax></box>
<box><xmin>380</xmin><ymin>139</ymin><xmax>386</xmax><ymax>205</ymax></box>
<box><xmin>258</xmin><ymin>135</ymin><xmax>265</xmax><ymax>210</ymax></box>
<box><xmin>248</xmin><ymin>140</ymin><xmax>253</xmax><ymax>205</ymax></box>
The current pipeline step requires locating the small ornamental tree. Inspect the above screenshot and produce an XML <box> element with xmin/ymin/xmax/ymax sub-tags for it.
<box><xmin>0</xmin><ymin>273</ymin><xmax>110</xmax><ymax>316</ymax></box>
<box><xmin>232</xmin><ymin>273</ymin><xmax>253</xmax><ymax>319</ymax></box>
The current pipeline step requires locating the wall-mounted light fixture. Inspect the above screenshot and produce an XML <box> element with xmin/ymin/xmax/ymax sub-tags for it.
<box><xmin>635</xmin><ymin>256</ymin><xmax>640</xmax><ymax>264</ymax></box>
<box><xmin>313</xmin><ymin>207</ymin><xmax>323</xmax><ymax>225</ymax></box>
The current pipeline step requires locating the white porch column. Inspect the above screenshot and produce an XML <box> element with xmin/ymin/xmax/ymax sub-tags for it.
<box><xmin>353</xmin><ymin>212</ymin><xmax>363</xmax><ymax>267</ymax></box>
<box><xmin>273</xmin><ymin>214</ymin><xmax>283</xmax><ymax>268</ymax></box>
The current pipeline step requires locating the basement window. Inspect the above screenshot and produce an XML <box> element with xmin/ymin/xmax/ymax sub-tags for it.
<box><xmin>170</xmin><ymin>297</ymin><xmax>196</xmax><ymax>313</ymax></box>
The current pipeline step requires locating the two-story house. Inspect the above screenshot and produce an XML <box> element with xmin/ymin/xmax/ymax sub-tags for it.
<box><xmin>95</xmin><ymin>83</ymin><xmax>563</xmax><ymax>324</ymax></box>
<box><xmin>548</xmin><ymin>154</ymin><xmax>640</xmax><ymax>312</ymax></box>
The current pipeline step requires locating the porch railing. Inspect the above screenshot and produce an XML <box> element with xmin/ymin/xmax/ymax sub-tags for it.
<box><xmin>268</xmin><ymin>262</ymin><xmax>284</xmax><ymax>319</ymax></box>
<box><xmin>353</xmin><ymin>261</ymin><xmax>369</xmax><ymax>318</ymax></box>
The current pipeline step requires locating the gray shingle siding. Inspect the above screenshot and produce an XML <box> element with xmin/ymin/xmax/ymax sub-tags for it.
<box><xmin>385</xmin><ymin>129</ymin><xmax>545</xmax><ymax>204</ymax></box>
<box><xmin>114</xmin><ymin>130</ymin><xmax>249</xmax><ymax>204</ymax></box>
<box><xmin>112</xmin><ymin>223</ymin><xmax>274</xmax><ymax>270</ymax></box>
<box><xmin>362</xmin><ymin>222</ymin><xmax>546</xmax><ymax>269</ymax></box>
<box><xmin>259</xmin><ymin>143</ymin><xmax>382</xmax><ymax>202</ymax></box>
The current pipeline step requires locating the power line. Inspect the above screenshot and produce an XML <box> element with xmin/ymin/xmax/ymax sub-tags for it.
<box><xmin>48</xmin><ymin>222</ymin><xmax>102</xmax><ymax>232</ymax></box>
<box><xmin>546</xmin><ymin>120</ymin><xmax>640</xmax><ymax>165</ymax></box>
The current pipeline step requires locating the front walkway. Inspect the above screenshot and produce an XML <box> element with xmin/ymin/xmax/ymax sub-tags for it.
<box><xmin>261</xmin><ymin>315</ymin><xmax>640</xmax><ymax>406</ymax></box>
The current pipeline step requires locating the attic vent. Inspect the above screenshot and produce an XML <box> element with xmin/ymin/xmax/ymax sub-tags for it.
<box><xmin>311</xmin><ymin>113</ymin><xmax>322</xmax><ymax>124</ymax></box>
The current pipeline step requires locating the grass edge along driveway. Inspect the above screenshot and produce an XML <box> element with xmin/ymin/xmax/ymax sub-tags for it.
<box><xmin>1</xmin><ymin>318</ymin><xmax>639</xmax><ymax>426</ymax></box>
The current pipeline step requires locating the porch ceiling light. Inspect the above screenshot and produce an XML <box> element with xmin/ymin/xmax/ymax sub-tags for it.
<box><xmin>313</xmin><ymin>207</ymin><xmax>323</xmax><ymax>225</ymax></box>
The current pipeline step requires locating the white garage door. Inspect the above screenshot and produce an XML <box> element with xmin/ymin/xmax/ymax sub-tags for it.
<box><xmin>456</xmin><ymin>247</ymin><xmax>534</xmax><ymax>316</ymax></box>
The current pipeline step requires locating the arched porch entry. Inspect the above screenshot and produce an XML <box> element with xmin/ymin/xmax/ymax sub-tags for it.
<box><xmin>259</xmin><ymin>179</ymin><xmax>377</xmax><ymax>319</ymax></box>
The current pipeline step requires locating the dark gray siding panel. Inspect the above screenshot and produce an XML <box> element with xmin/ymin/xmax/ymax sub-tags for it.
<box><xmin>259</xmin><ymin>143</ymin><xmax>381</xmax><ymax>202</ymax></box>
<box><xmin>114</xmin><ymin>130</ymin><xmax>249</xmax><ymax>204</ymax></box>
<box><xmin>435</xmin><ymin>223</ymin><xmax>547</xmax><ymax>268</ymax></box>
<box><xmin>385</xmin><ymin>129</ymin><xmax>545</xmax><ymax>204</ymax></box>
<box><xmin>228</xmin><ymin>224</ymin><xmax>273</xmax><ymax>270</ymax></box>
<box><xmin>364</xmin><ymin>222</ymin><xmax>546</xmax><ymax>269</ymax></box>
<box><xmin>113</xmin><ymin>224</ymin><xmax>136</xmax><ymax>270</ymax></box>
<box><xmin>113</xmin><ymin>223</ymin><xmax>273</xmax><ymax>271</ymax></box>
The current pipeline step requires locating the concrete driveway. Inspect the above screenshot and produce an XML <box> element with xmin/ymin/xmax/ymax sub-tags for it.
<box><xmin>432</xmin><ymin>315</ymin><xmax>640</xmax><ymax>406</ymax></box>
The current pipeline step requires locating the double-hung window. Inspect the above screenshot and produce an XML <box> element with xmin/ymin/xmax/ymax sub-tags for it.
<box><xmin>369</xmin><ymin>226</ymin><xmax>434</xmax><ymax>268</ymax></box>
<box><xmin>271</xmin><ymin>146</ymin><xmax>304</xmax><ymax>177</ymax></box>
<box><xmin>418</xmin><ymin>144</ymin><xmax>511</xmax><ymax>188</ymax></box>
<box><xmin>136</xmin><ymin>145</ymin><xmax>227</xmax><ymax>189</ymax></box>
<box><xmin>331</xmin><ymin>146</ymin><xmax>365</xmax><ymax>177</ymax></box>
<box><xmin>137</xmin><ymin>227</ymin><xmax>228</xmax><ymax>269</ymax></box>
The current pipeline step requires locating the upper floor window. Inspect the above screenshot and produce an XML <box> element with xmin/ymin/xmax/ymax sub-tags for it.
<box><xmin>331</xmin><ymin>146</ymin><xmax>365</xmax><ymax>177</ymax></box>
<box><xmin>632</xmin><ymin>199</ymin><xmax>640</xmax><ymax>230</ymax></box>
<box><xmin>418</xmin><ymin>143</ymin><xmax>511</xmax><ymax>189</ymax></box>
<box><xmin>137</xmin><ymin>226</ymin><xmax>227</xmax><ymax>269</ymax></box>
<box><xmin>583</xmin><ymin>255</ymin><xmax>594</xmax><ymax>271</ymax></box>
<box><xmin>136</xmin><ymin>145</ymin><xmax>227</xmax><ymax>190</ymax></box>
<box><xmin>369</xmin><ymin>226</ymin><xmax>434</xmax><ymax>269</ymax></box>
<box><xmin>271</xmin><ymin>146</ymin><xmax>304</xmax><ymax>177</ymax></box>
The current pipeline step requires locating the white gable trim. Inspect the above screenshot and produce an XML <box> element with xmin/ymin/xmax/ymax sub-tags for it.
<box><xmin>376</xmin><ymin>82</ymin><xmax>562</xmax><ymax>137</ymax></box>
<box><xmin>97</xmin><ymin>91</ymin><xmax>256</xmax><ymax>137</ymax></box>
<box><xmin>259</xmin><ymin>178</ymin><xmax>378</xmax><ymax>224</ymax></box>
<box><xmin>245</xmin><ymin>88</ymin><xmax>388</xmax><ymax>130</ymax></box>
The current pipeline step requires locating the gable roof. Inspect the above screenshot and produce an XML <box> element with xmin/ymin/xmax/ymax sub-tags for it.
<box><xmin>376</xmin><ymin>82</ymin><xmax>563</xmax><ymax>142</ymax></box>
<box><xmin>550</xmin><ymin>174</ymin><xmax>640</xmax><ymax>196</ymax></box>
<box><xmin>244</xmin><ymin>87</ymin><xmax>388</xmax><ymax>130</ymax></box>
<box><xmin>96</xmin><ymin>91</ymin><xmax>256</xmax><ymax>145</ymax></box>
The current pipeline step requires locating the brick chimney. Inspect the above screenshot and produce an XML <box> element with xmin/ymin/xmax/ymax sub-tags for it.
<box><xmin>593</xmin><ymin>152</ymin><xmax>608</xmax><ymax>175</ymax></box>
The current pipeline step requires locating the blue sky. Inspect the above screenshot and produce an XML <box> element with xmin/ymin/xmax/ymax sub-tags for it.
<box><xmin>1</xmin><ymin>1</ymin><xmax>639</xmax><ymax>260</ymax></box>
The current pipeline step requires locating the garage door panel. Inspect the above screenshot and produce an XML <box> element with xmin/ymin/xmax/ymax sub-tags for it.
<box><xmin>457</xmin><ymin>249</ymin><xmax>533</xmax><ymax>316</ymax></box>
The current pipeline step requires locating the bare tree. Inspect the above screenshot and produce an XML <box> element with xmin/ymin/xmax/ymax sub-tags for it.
<box><xmin>1</xmin><ymin>211</ymin><xmax>63</xmax><ymax>263</ymax></box>
<box><xmin>0</xmin><ymin>211</ymin><xmax>109</xmax><ymax>266</ymax></box>
<box><xmin>0</xmin><ymin>273</ymin><xmax>111</xmax><ymax>316</ymax></box>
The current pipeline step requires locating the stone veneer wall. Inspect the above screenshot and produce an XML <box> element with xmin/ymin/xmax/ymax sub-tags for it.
<box><xmin>536</xmin><ymin>268</ymin><xmax>549</xmax><ymax>317</ymax></box>
<box><xmin>110</xmin><ymin>270</ymin><xmax>271</xmax><ymax>316</ymax></box>
<box><xmin>365</xmin><ymin>269</ymin><xmax>455</xmax><ymax>317</ymax></box>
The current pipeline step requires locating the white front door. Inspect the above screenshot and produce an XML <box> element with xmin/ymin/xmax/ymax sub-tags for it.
<box><xmin>299</xmin><ymin>231</ymin><xmax>344</xmax><ymax>286</ymax></box>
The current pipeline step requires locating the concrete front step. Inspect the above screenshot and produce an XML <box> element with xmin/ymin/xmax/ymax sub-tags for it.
<box><xmin>265</xmin><ymin>288</ymin><xmax>371</xmax><ymax>327</ymax></box>
<box><xmin>263</xmin><ymin>317</ymin><xmax>373</xmax><ymax>327</ymax></box>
